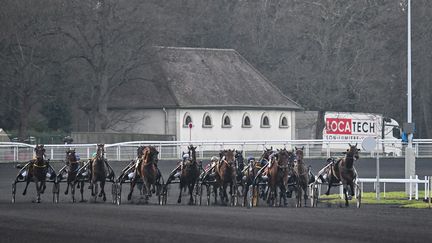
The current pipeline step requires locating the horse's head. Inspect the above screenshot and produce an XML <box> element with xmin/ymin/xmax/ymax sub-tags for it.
<box><xmin>276</xmin><ymin>148</ymin><xmax>292</xmax><ymax>166</ymax></box>
<box><xmin>142</xmin><ymin>146</ymin><xmax>159</xmax><ymax>165</ymax></box>
<box><xmin>262</xmin><ymin>147</ymin><xmax>274</xmax><ymax>160</ymax></box>
<box><xmin>346</xmin><ymin>143</ymin><xmax>360</xmax><ymax>161</ymax></box>
<box><xmin>34</xmin><ymin>144</ymin><xmax>46</xmax><ymax>161</ymax></box>
<box><xmin>188</xmin><ymin>145</ymin><xmax>197</xmax><ymax>161</ymax></box>
<box><xmin>235</xmin><ymin>150</ymin><xmax>244</xmax><ymax>165</ymax></box>
<box><xmin>220</xmin><ymin>149</ymin><xmax>235</xmax><ymax>167</ymax></box>
<box><xmin>294</xmin><ymin>146</ymin><xmax>305</xmax><ymax>162</ymax></box>
<box><xmin>66</xmin><ymin>148</ymin><xmax>77</xmax><ymax>162</ymax></box>
<box><xmin>96</xmin><ymin>144</ymin><xmax>105</xmax><ymax>159</ymax></box>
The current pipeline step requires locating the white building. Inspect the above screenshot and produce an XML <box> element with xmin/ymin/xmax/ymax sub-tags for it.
<box><xmin>99</xmin><ymin>47</ymin><xmax>302</xmax><ymax>142</ymax></box>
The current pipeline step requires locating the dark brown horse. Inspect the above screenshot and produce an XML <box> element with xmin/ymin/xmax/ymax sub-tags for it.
<box><xmin>128</xmin><ymin>146</ymin><xmax>160</xmax><ymax>203</ymax></box>
<box><xmin>90</xmin><ymin>144</ymin><xmax>107</xmax><ymax>202</ymax></box>
<box><xmin>293</xmin><ymin>146</ymin><xmax>309</xmax><ymax>207</ymax></box>
<box><xmin>266</xmin><ymin>148</ymin><xmax>292</xmax><ymax>206</ymax></box>
<box><xmin>215</xmin><ymin>149</ymin><xmax>237</xmax><ymax>205</ymax></box>
<box><xmin>177</xmin><ymin>145</ymin><xmax>200</xmax><ymax>205</ymax></box>
<box><xmin>64</xmin><ymin>148</ymin><xmax>84</xmax><ymax>202</ymax></box>
<box><xmin>22</xmin><ymin>144</ymin><xmax>50</xmax><ymax>203</ymax></box>
<box><xmin>324</xmin><ymin>143</ymin><xmax>360</xmax><ymax>207</ymax></box>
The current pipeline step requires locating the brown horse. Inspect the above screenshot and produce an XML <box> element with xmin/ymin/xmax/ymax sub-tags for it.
<box><xmin>128</xmin><ymin>146</ymin><xmax>160</xmax><ymax>203</ymax></box>
<box><xmin>215</xmin><ymin>149</ymin><xmax>237</xmax><ymax>206</ymax></box>
<box><xmin>90</xmin><ymin>144</ymin><xmax>107</xmax><ymax>202</ymax></box>
<box><xmin>293</xmin><ymin>146</ymin><xmax>309</xmax><ymax>207</ymax></box>
<box><xmin>266</xmin><ymin>148</ymin><xmax>292</xmax><ymax>207</ymax></box>
<box><xmin>241</xmin><ymin>157</ymin><xmax>262</xmax><ymax>207</ymax></box>
<box><xmin>22</xmin><ymin>144</ymin><xmax>51</xmax><ymax>203</ymax></box>
<box><xmin>177</xmin><ymin>145</ymin><xmax>200</xmax><ymax>205</ymax></box>
<box><xmin>324</xmin><ymin>143</ymin><xmax>360</xmax><ymax>207</ymax></box>
<box><xmin>64</xmin><ymin>149</ymin><xmax>84</xmax><ymax>202</ymax></box>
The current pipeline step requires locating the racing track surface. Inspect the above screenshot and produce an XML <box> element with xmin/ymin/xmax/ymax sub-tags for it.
<box><xmin>1</xmin><ymin>158</ymin><xmax>432</xmax><ymax>243</ymax></box>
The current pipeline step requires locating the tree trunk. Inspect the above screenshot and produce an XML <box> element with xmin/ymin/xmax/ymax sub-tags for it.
<box><xmin>315</xmin><ymin>110</ymin><xmax>325</xmax><ymax>139</ymax></box>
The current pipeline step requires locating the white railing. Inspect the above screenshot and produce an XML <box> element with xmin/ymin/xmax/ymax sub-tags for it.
<box><xmin>1</xmin><ymin>139</ymin><xmax>432</xmax><ymax>162</ymax></box>
<box><xmin>358</xmin><ymin>175</ymin><xmax>430</xmax><ymax>200</ymax></box>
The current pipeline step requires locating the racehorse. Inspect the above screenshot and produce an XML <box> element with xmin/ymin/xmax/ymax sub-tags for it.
<box><xmin>128</xmin><ymin>146</ymin><xmax>160</xmax><ymax>203</ymax></box>
<box><xmin>64</xmin><ymin>148</ymin><xmax>84</xmax><ymax>202</ymax></box>
<box><xmin>177</xmin><ymin>145</ymin><xmax>200</xmax><ymax>205</ymax></box>
<box><xmin>215</xmin><ymin>149</ymin><xmax>237</xmax><ymax>205</ymax></box>
<box><xmin>241</xmin><ymin>156</ymin><xmax>262</xmax><ymax>207</ymax></box>
<box><xmin>293</xmin><ymin>146</ymin><xmax>309</xmax><ymax>207</ymax></box>
<box><xmin>90</xmin><ymin>144</ymin><xmax>108</xmax><ymax>202</ymax></box>
<box><xmin>235</xmin><ymin>150</ymin><xmax>245</xmax><ymax>181</ymax></box>
<box><xmin>266</xmin><ymin>148</ymin><xmax>292</xmax><ymax>207</ymax></box>
<box><xmin>324</xmin><ymin>143</ymin><xmax>360</xmax><ymax>207</ymax></box>
<box><xmin>22</xmin><ymin>144</ymin><xmax>51</xmax><ymax>203</ymax></box>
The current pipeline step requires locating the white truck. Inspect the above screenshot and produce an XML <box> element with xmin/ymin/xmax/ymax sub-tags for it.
<box><xmin>322</xmin><ymin>112</ymin><xmax>402</xmax><ymax>156</ymax></box>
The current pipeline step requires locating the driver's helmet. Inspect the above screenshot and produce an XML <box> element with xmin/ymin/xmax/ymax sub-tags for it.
<box><xmin>76</xmin><ymin>154</ymin><xmax>80</xmax><ymax>161</ymax></box>
<box><xmin>92</xmin><ymin>152</ymin><xmax>97</xmax><ymax>158</ymax></box>
<box><xmin>182</xmin><ymin>153</ymin><xmax>190</xmax><ymax>160</ymax></box>
<box><xmin>210</xmin><ymin>156</ymin><xmax>218</xmax><ymax>162</ymax></box>
<box><xmin>247</xmin><ymin>156</ymin><xmax>254</xmax><ymax>162</ymax></box>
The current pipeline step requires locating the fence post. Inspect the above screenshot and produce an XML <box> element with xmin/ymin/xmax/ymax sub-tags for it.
<box><xmin>415</xmin><ymin>175</ymin><xmax>419</xmax><ymax>200</ymax></box>
<box><xmin>429</xmin><ymin>176</ymin><xmax>431</xmax><ymax>209</ymax></box>
<box><xmin>409</xmin><ymin>176</ymin><xmax>412</xmax><ymax>200</ymax></box>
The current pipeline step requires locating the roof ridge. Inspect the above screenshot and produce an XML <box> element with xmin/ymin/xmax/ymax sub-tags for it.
<box><xmin>153</xmin><ymin>46</ymin><xmax>236</xmax><ymax>52</ymax></box>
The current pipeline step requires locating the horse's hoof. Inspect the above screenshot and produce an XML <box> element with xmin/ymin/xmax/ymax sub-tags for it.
<box><xmin>127</xmin><ymin>195</ymin><xmax>132</xmax><ymax>201</ymax></box>
<box><xmin>65</xmin><ymin>191</ymin><xmax>68</xmax><ymax>195</ymax></box>
<box><xmin>177</xmin><ymin>199</ymin><xmax>181</xmax><ymax>204</ymax></box>
<box><xmin>103</xmin><ymin>197</ymin><xmax>106</xmax><ymax>202</ymax></box>
<box><xmin>348</xmin><ymin>195</ymin><xmax>353</xmax><ymax>200</ymax></box>
<box><xmin>79</xmin><ymin>200</ymin><xmax>86</xmax><ymax>203</ymax></box>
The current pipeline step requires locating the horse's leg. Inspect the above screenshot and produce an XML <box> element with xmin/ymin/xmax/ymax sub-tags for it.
<box><xmin>22</xmin><ymin>176</ymin><xmax>31</xmax><ymax>195</ymax></box>
<box><xmin>65</xmin><ymin>180</ymin><xmax>70</xmax><ymax>195</ymax></box>
<box><xmin>71</xmin><ymin>181</ymin><xmax>76</xmax><ymax>203</ymax></box>
<box><xmin>79</xmin><ymin>181</ymin><xmax>85</xmax><ymax>202</ymax></box>
<box><xmin>100</xmin><ymin>180</ymin><xmax>106</xmax><ymax>202</ymax></box>
<box><xmin>213</xmin><ymin>186</ymin><xmax>218</xmax><ymax>205</ymax></box>
<box><xmin>303</xmin><ymin>183</ymin><xmax>308</xmax><ymax>207</ymax></box>
<box><xmin>127</xmin><ymin>178</ymin><xmax>136</xmax><ymax>201</ymax></box>
<box><xmin>343</xmin><ymin>185</ymin><xmax>349</xmax><ymax>207</ymax></box>
<box><xmin>325</xmin><ymin>177</ymin><xmax>333</xmax><ymax>195</ymax></box>
<box><xmin>188</xmin><ymin>183</ymin><xmax>194</xmax><ymax>205</ymax></box>
<box><xmin>349</xmin><ymin>182</ymin><xmax>355</xmax><ymax>197</ymax></box>
<box><xmin>35</xmin><ymin>180</ymin><xmax>41</xmax><ymax>203</ymax></box>
<box><xmin>177</xmin><ymin>182</ymin><xmax>183</xmax><ymax>204</ymax></box>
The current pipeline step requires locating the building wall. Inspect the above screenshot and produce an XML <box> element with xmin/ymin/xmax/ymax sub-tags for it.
<box><xmin>108</xmin><ymin>109</ymin><xmax>172</xmax><ymax>135</ymax></box>
<box><xmin>176</xmin><ymin>109</ymin><xmax>295</xmax><ymax>142</ymax></box>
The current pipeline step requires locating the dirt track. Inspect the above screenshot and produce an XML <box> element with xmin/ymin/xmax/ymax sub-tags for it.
<box><xmin>1</xmin><ymin>161</ymin><xmax>432</xmax><ymax>243</ymax></box>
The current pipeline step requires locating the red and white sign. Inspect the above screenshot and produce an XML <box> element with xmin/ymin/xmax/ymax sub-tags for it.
<box><xmin>325</xmin><ymin>118</ymin><xmax>376</xmax><ymax>135</ymax></box>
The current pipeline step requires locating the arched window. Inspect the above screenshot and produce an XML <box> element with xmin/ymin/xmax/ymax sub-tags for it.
<box><xmin>222</xmin><ymin>112</ymin><xmax>232</xmax><ymax>128</ymax></box>
<box><xmin>242</xmin><ymin>113</ymin><xmax>251</xmax><ymax>128</ymax></box>
<box><xmin>279</xmin><ymin>114</ymin><xmax>289</xmax><ymax>128</ymax></box>
<box><xmin>183</xmin><ymin>112</ymin><xmax>192</xmax><ymax>127</ymax></box>
<box><xmin>202</xmin><ymin>112</ymin><xmax>213</xmax><ymax>128</ymax></box>
<box><xmin>261</xmin><ymin>113</ymin><xmax>270</xmax><ymax>128</ymax></box>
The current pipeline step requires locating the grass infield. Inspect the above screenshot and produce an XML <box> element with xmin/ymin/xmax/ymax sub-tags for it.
<box><xmin>319</xmin><ymin>191</ymin><xmax>432</xmax><ymax>209</ymax></box>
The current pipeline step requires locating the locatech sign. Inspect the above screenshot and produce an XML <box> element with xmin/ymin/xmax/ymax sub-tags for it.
<box><xmin>326</xmin><ymin>118</ymin><xmax>376</xmax><ymax>135</ymax></box>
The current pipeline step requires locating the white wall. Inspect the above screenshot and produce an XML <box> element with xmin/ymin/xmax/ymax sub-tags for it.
<box><xmin>177</xmin><ymin>109</ymin><xmax>294</xmax><ymax>141</ymax></box>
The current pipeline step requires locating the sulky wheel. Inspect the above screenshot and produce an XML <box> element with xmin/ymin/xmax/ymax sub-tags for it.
<box><xmin>52</xmin><ymin>183</ymin><xmax>60</xmax><ymax>204</ymax></box>
<box><xmin>311</xmin><ymin>182</ymin><xmax>319</xmax><ymax>208</ymax></box>
<box><xmin>355</xmin><ymin>184</ymin><xmax>362</xmax><ymax>208</ymax></box>
<box><xmin>111</xmin><ymin>183</ymin><xmax>117</xmax><ymax>205</ymax></box>
<box><xmin>12</xmin><ymin>183</ymin><xmax>16</xmax><ymax>204</ymax></box>
<box><xmin>116</xmin><ymin>183</ymin><xmax>122</xmax><ymax>205</ymax></box>
<box><xmin>247</xmin><ymin>185</ymin><xmax>254</xmax><ymax>208</ymax></box>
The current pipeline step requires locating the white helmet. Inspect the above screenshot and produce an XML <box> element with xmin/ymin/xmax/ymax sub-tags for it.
<box><xmin>182</xmin><ymin>153</ymin><xmax>190</xmax><ymax>159</ymax></box>
<box><xmin>210</xmin><ymin>156</ymin><xmax>218</xmax><ymax>161</ymax></box>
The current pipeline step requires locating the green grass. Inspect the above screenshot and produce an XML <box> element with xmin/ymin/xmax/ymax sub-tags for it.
<box><xmin>319</xmin><ymin>191</ymin><xmax>432</xmax><ymax>209</ymax></box>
